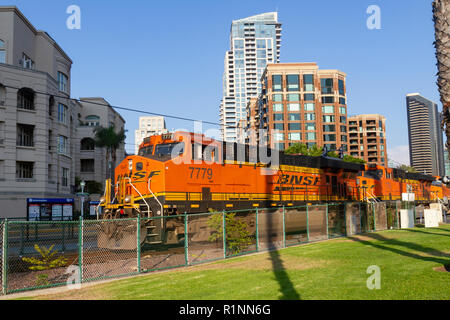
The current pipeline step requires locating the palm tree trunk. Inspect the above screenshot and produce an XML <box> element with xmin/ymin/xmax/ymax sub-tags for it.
<box><xmin>433</xmin><ymin>0</ymin><xmax>450</xmax><ymax>158</ymax></box>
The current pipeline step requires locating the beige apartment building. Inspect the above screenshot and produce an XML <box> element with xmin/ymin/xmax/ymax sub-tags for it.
<box><xmin>0</xmin><ymin>6</ymin><xmax>126</xmax><ymax>217</ymax></box>
<box><xmin>254</xmin><ymin>63</ymin><xmax>348</xmax><ymax>152</ymax></box>
<box><xmin>348</xmin><ymin>114</ymin><xmax>387</xmax><ymax>166</ymax></box>
<box><xmin>134</xmin><ymin>116</ymin><xmax>167</xmax><ymax>154</ymax></box>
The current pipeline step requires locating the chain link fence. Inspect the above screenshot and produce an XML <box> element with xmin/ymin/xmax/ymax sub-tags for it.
<box><xmin>0</xmin><ymin>201</ymin><xmax>436</xmax><ymax>295</ymax></box>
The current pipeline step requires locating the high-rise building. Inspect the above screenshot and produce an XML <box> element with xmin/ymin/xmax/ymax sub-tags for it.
<box><xmin>256</xmin><ymin>63</ymin><xmax>348</xmax><ymax>152</ymax></box>
<box><xmin>220</xmin><ymin>12</ymin><xmax>282</xmax><ymax>142</ymax></box>
<box><xmin>134</xmin><ymin>116</ymin><xmax>168</xmax><ymax>154</ymax></box>
<box><xmin>348</xmin><ymin>114</ymin><xmax>387</xmax><ymax>166</ymax></box>
<box><xmin>406</xmin><ymin>93</ymin><xmax>444</xmax><ymax>176</ymax></box>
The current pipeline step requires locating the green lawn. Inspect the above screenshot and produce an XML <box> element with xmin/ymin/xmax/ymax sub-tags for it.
<box><xmin>21</xmin><ymin>224</ymin><xmax>450</xmax><ymax>300</ymax></box>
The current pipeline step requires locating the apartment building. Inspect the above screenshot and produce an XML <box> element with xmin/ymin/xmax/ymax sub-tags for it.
<box><xmin>134</xmin><ymin>116</ymin><xmax>167</xmax><ymax>154</ymax></box>
<box><xmin>406</xmin><ymin>93</ymin><xmax>444</xmax><ymax>176</ymax></box>
<box><xmin>220</xmin><ymin>12</ymin><xmax>282</xmax><ymax>142</ymax></box>
<box><xmin>348</xmin><ymin>114</ymin><xmax>387</xmax><ymax>166</ymax></box>
<box><xmin>256</xmin><ymin>63</ymin><xmax>348</xmax><ymax>152</ymax></box>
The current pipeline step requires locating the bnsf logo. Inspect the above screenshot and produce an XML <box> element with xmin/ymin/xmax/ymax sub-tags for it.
<box><xmin>131</xmin><ymin>170</ymin><xmax>160</xmax><ymax>180</ymax></box>
<box><xmin>277</xmin><ymin>174</ymin><xmax>319</xmax><ymax>186</ymax></box>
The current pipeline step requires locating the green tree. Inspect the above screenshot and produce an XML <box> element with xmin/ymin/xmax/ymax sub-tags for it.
<box><xmin>93</xmin><ymin>125</ymin><xmax>126</xmax><ymax>184</ymax></box>
<box><xmin>397</xmin><ymin>164</ymin><xmax>417</xmax><ymax>173</ymax></box>
<box><xmin>285</xmin><ymin>143</ymin><xmax>366</xmax><ymax>164</ymax></box>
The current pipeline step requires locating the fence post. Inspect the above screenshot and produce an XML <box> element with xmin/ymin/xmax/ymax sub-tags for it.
<box><xmin>396</xmin><ymin>201</ymin><xmax>399</xmax><ymax>229</ymax></box>
<box><xmin>62</xmin><ymin>223</ymin><xmax>65</xmax><ymax>253</ymax></box>
<box><xmin>373</xmin><ymin>203</ymin><xmax>376</xmax><ymax>231</ymax></box>
<box><xmin>306</xmin><ymin>205</ymin><xmax>309</xmax><ymax>242</ymax></box>
<box><xmin>282</xmin><ymin>206</ymin><xmax>286</xmax><ymax>248</ymax></box>
<box><xmin>222</xmin><ymin>211</ymin><xmax>226</xmax><ymax>259</ymax></box>
<box><xmin>78</xmin><ymin>216</ymin><xmax>83</xmax><ymax>285</ymax></box>
<box><xmin>184</xmin><ymin>213</ymin><xmax>188</xmax><ymax>266</ymax></box>
<box><xmin>344</xmin><ymin>202</ymin><xmax>347</xmax><ymax>236</ymax></box>
<box><xmin>137</xmin><ymin>214</ymin><xmax>141</xmax><ymax>274</ymax></box>
<box><xmin>326</xmin><ymin>203</ymin><xmax>329</xmax><ymax>239</ymax></box>
<box><xmin>2</xmin><ymin>219</ymin><xmax>8</xmax><ymax>295</ymax></box>
<box><xmin>255</xmin><ymin>209</ymin><xmax>259</xmax><ymax>252</ymax></box>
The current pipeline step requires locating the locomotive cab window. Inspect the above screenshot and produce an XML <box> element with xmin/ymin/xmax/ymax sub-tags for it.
<box><xmin>155</xmin><ymin>142</ymin><xmax>184</xmax><ymax>157</ymax></box>
<box><xmin>136</xmin><ymin>162</ymin><xmax>143</xmax><ymax>171</ymax></box>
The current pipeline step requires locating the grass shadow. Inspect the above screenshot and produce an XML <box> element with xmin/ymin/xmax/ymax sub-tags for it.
<box><xmin>403</xmin><ymin>228</ymin><xmax>450</xmax><ymax>238</ymax></box>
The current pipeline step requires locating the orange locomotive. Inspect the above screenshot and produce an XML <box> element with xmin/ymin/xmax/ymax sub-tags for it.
<box><xmin>99</xmin><ymin>131</ymin><xmax>450</xmax><ymax>219</ymax></box>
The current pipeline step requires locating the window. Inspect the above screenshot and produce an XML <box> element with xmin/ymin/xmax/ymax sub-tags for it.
<box><xmin>58</xmin><ymin>72</ymin><xmax>68</xmax><ymax>93</ymax></box>
<box><xmin>341</xmin><ymin>135</ymin><xmax>348</xmax><ymax>142</ymax></box>
<box><xmin>304</xmin><ymin>103</ymin><xmax>315</xmax><ymax>111</ymax></box>
<box><xmin>288</xmin><ymin>103</ymin><xmax>300</xmax><ymax>111</ymax></box>
<box><xmin>0</xmin><ymin>84</ymin><xmax>5</xmax><ymax>106</ymax></box>
<box><xmin>323</xmin><ymin>125</ymin><xmax>335</xmax><ymax>132</ymax></box>
<box><xmin>81</xmin><ymin>138</ymin><xmax>95</xmax><ymax>151</ymax></box>
<box><xmin>17</xmin><ymin>88</ymin><xmax>34</xmax><ymax>110</ymax></box>
<box><xmin>257</xmin><ymin>49</ymin><xmax>266</xmax><ymax>58</ymax></box>
<box><xmin>287</xmin><ymin>94</ymin><xmax>300</xmax><ymax>102</ymax></box>
<box><xmin>272</xmin><ymin>75</ymin><xmax>282</xmax><ymax>91</ymax></box>
<box><xmin>275</xmin><ymin>143</ymin><xmax>285</xmax><ymax>150</ymax></box>
<box><xmin>85</xmin><ymin>115</ymin><xmax>100</xmax><ymax>127</ymax></box>
<box><xmin>304</xmin><ymin>93</ymin><xmax>315</xmax><ymax>101</ymax></box>
<box><xmin>321</xmin><ymin>96</ymin><xmax>334</xmax><ymax>104</ymax></box>
<box><xmin>17</xmin><ymin>124</ymin><xmax>34</xmax><ymax>147</ymax></box>
<box><xmin>340</xmin><ymin>125</ymin><xmax>347</xmax><ymax>133</ymax></box>
<box><xmin>305</xmin><ymin>123</ymin><xmax>316</xmax><ymax>131</ymax></box>
<box><xmin>321</xmin><ymin>78</ymin><xmax>333</xmax><ymax>94</ymax></box>
<box><xmin>256</xmin><ymin>39</ymin><xmax>266</xmax><ymax>48</ymax></box>
<box><xmin>62</xmin><ymin>168</ymin><xmax>69</xmax><ymax>187</ymax></box>
<box><xmin>306</xmin><ymin>132</ymin><xmax>316</xmax><ymax>141</ymax></box>
<box><xmin>322</xmin><ymin>105</ymin><xmax>334</xmax><ymax>113</ymax></box>
<box><xmin>288</xmin><ymin>123</ymin><xmax>301</xmax><ymax>130</ymax></box>
<box><xmin>380</xmin><ymin>145</ymin><xmax>384</xmax><ymax>150</ymax></box>
<box><xmin>323</xmin><ymin>115</ymin><xmax>335</xmax><ymax>123</ymax></box>
<box><xmin>21</xmin><ymin>53</ymin><xmax>34</xmax><ymax>70</ymax></box>
<box><xmin>338</xmin><ymin>79</ymin><xmax>345</xmax><ymax>95</ymax></box>
<box><xmin>339</xmin><ymin>97</ymin><xmax>346</xmax><ymax>105</ymax></box>
<box><xmin>273</xmin><ymin>103</ymin><xmax>283</xmax><ymax>112</ymax></box>
<box><xmin>58</xmin><ymin>135</ymin><xmax>68</xmax><ymax>155</ymax></box>
<box><xmin>16</xmin><ymin>161</ymin><xmax>34</xmax><ymax>179</ymax></box>
<box><xmin>274</xmin><ymin>132</ymin><xmax>284</xmax><ymax>141</ymax></box>
<box><xmin>81</xmin><ymin>159</ymin><xmax>95</xmax><ymax>173</ymax></box>
<box><xmin>0</xmin><ymin>40</ymin><xmax>5</xmax><ymax>63</ymax></box>
<box><xmin>234</xmin><ymin>40</ymin><xmax>244</xmax><ymax>49</ymax></box>
<box><xmin>288</xmin><ymin>113</ymin><xmax>300</xmax><ymax>121</ymax></box>
<box><xmin>323</xmin><ymin>134</ymin><xmax>336</xmax><ymax>142</ymax></box>
<box><xmin>286</xmin><ymin>75</ymin><xmax>299</xmax><ymax>91</ymax></box>
<box><xmin>49</xmin><ymin>96</ymin><xmax>55</xmax><ymax>116</ymax></box>
<box><xmin>324</xmin><ymin>143</ymin><xmax>336</xmax><ymax>151</ymax></box>
<box><xmin>289</xmin><ymin>132</ymin><xmax>301</xmax><ymax>140</ymax></box>
<box><xmin>303</xmin><ymin>74</ymin><xmax>314</xmax><ymax>91</ymax></box>
<box><xmin>273</xmin><ymin>94</ymin><xmax>283</xmax><ymax>102</ymax></box>
<box><xmin>339</xmin><ymin>106</ymin><xmax>346</xmax><ymax>114</ymax></box>
<box><xmin>273</xmin><ymin>123</ymin><xmax>284</xmax><ymax>130</ymax></box>
<box><xmin>340</xmin><ymin>116</ymin><xmax>347</xmax><ymax>124</ymax></box>
<box><xmin>273</xmin><ymin>114</ymin><xmax>284</xmax><ymax>121</ymax></box>
<box><xmin>58</xmin><ymin>103</ymin><xmax>68</xmax><ymax>124</ymax></box>
<box><xmin>0</xmin><ymin>121</ymin><xmax>4</xmax><ymax>144</ymax></box>
<box><xmin>305</xmin><ymin>113</ymin><xmax>316</xmax><ymax>121</ymax></box>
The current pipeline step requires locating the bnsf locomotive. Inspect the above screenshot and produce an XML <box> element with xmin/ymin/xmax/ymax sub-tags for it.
<box><xmin>97</xmin><ymin>131</ymin><xmax>450</xmax><ymax>249</ymax></box>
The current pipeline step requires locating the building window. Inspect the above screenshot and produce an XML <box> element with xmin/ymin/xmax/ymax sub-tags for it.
<box><xmin>304</xmin><ymin>93</ymin><xmax>315</xmax><ymax>101</ymax></box>
<box><xmin>288</xmin><ymin>113</ymin><xmax>300</xmax><ymax>121</ymax></box>
<box><xmin>322</xmin><ymin>105</ymin><xmax>334</xmax><ymax>114</ymax></box>
<box><xmin>85</xmin><ymin>115</ymin><xmax>100</xmax><ymax>126</ymax></box>
<box><xmin>306</xmin><ymin>132</ymin><xmax>316</xmax><ymax>141</ymax></box>
<box><xmin>288</xmin><ymin>123</ymin><xmax>301</xmax><ymax>130</ymax></box>
<box><xmin>323</xmin><ymin>115</ymin><xmax>335</xmax><ymax>123</ymax></box>
<box><xmin>321</xmin><ymin>96</ymin><xmax>334</xmax><ymax>104</ymax></box>
<box><xmin>273</xmin><ymin>103</ymin><xmax>283</xmax><ymax>112</ymax></box>
<box><xmin>324</xmin><ymin>143</ymin><xmax>336</xmax><ymax>151</ymax></box>
<box><xmin>289</xmin><ymin>132</ymin><xmax>301</xmax><ymax>140</ymax></box>
<box><xmin>305</xmin><ymin>113</ymin><xmax>316</xmax><ymax>121</ymax></box>
<box><xmin>16</xmin><ymin>161</ymin><xmax>34</xmax><ymax>179</ymax></box>
<box><xmin>17</xmin><ymin>124</ymin><xmax>34</xmax><ymax>147</ymax></box>
<box><xmin>58</xmin><ymin>103</ymin><xmax>68</xmax><ymax>124</ymax></box>
<box><xmin>321</xmin><ymin>78</ymin><xmax>333</xmax><ymax>94</ymax></box>
<box><xmin>0</xmin><ymin>84</ymin><xmax>5</xmax><ymax>106</ymax></box>
<box><xmin>275</xmin><ymin>143</ymin><xmax>285</xmax><ymax>150</ymax></box>
<box><xmin>339</xmin><ymin>97</ymin><xmax>346</xmax><ymax>105</ymax></box>
<box><xmin>340</xmin><ymin>116</ymin><xmax>347</xmax><ymax>124</ymax></box>
<box><xmin>304</xmin><ymin>103</ymin><xmax>315</xmax><ymax>111</ymax></box>
<box><xmin>287</xmin><ymin>94</ymin><xmax>300</xmax><ymax>102</ymax></box>
<box><xmin>338</xmin><ymin>79</ymin><xmax>345</xmax><ymax>95</ymax></box>
<box><xmin>273</xmin><ymin>94</ymin><xmax>283</xmax><ymax>102</ymax></box>
<box><xmin>323</xmin><ymin>134</ymin><xmax>336</xmax><ymax>142</ymax></box>
<box><xmin>323</xmin><ymin>125</ymin><xmax>335</xmax><ymax>132</ymax></box>
<box><xmin>49</xmin><ymin>96</ymin><xmax>55</xmax><ymax>116</ymax></box>
<box><xmin>0</xmin><ymin>40</ymin><xmax>5</xmax><ymax>63</ymax></box>
<box><xmin>340</xmin><ymin>125</ymin><xmax>347</xmax><ymax>133</ymax></box>
<box><xmin>17</xmin><ymin>88</ymin><xmax>35</xmax><ymax>110</ymax></box>
<box><xmin>305</xmin><ymin>123</ymin><xmax>316</xmax><ymax>131</ymax></box>
<box><xmin>58</xmin><ymin>135</ymin><xmax>68</xmax><ymax>155</ymax></box>
<box><xmin>81</xmin><ymin>159</ymin><xmax>95</xmax><ymax>173</ymax></box>
<box><xmin>286</xmin><ymin>75</ymin><xmax>299</xmax><ymax>92</ymax></box>
<box><xmin>21</xmin><ymin>53</ymin><xmax>34</xmax><ymax>70</ymax></box>
<box><xmin>273</xmin><ymin>114</ymin><xmax>284</xmax><ymax>121</ymax></box>
<box><xmin>81</xmin><ymin>138</ymin><xmax>95</xmax><ymax>151</ymax></box>
<box><xmin>341</xmin><ymin>135</ymin><xmax>348</xmax><ymax>142</ymax></box>
<box><xmin>58</xmin><ymin>72</ymin><xmax>68</xmax><ymax>93</ymax></box>
<box><xmin>274</xmin><ymin>132</ymin><xmax>284</xmax><ymax>141</ymax></box>
<box><xmin>62</xmin><ymin>168</ymin><xmax>69</xmax><ymax>187</ymax></box>
<box><xmin>339</xmin><ymin>106</ymin><xmax>346</xmax><ymax>114</ymax></box>
<box><xmin>303</xmin><ymin>74</ymin><xmax>314</xmax><ymax>91</ymax></box>
<box><xmin>272</xmin><ymin>75</ymin><xmax>282</xmax><ymax>92</ymax></box>
<box><xmin>288</xmin><ymin>103</ymin><xmax>300</xmax><ymax>112</ymax></box>
<box><xmin>273</xmin><ymin>123</ymin><xmax>284</xmax><ymax>130</ymax></box>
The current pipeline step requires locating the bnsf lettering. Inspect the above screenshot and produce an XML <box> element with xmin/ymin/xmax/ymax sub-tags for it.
<box><xmin>277</xmin><ymin>174</ymin><xmax>319</xmax><ymax>186</ymax></box>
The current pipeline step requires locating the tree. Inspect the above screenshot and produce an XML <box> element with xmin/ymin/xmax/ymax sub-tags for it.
<box><xmin>397</xmin><ymin>164</ymin><xmax>417</xmax><ymax>173</ymax></box>
<box><xmin>285</xmin><ymin>143</ymin><xmax>366</xmax><ymax>163</ymax></box>
<box><xmin>93</xmin><ymin>125</ymin><xmax>126</xmax><ymax>184</ymax></box>
<box><xmin>433</xmin><ymin>0</ymin><xmax>450</xmax><ymax>158</ymax></box>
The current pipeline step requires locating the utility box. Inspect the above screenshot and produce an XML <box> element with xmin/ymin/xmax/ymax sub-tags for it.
<box><xmin>400</xmin><ymin>209</ymin><xmax>414</xmax><ymax>229</ymax></box>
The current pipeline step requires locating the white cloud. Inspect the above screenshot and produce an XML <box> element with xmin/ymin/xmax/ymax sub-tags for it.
<box><xmin>387</xmin><ymin>145</ymin><xmax>410</xmax><ymax>167</ymax></box>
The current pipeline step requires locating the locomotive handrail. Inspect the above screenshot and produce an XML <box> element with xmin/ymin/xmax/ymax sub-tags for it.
<box><xmin>148</xmin><ymin>178</ymin><xmax>164</xmax><ymax>217</ymax></box>
<box><xmin>124</xmin><ymin>177</ymin><xmax>151</xmax><ymax>217</ymax></box>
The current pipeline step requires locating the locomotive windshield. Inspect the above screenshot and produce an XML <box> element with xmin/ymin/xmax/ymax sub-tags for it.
<box><xmin>154</xmin><ymin>142</ymin><xmax>184</xmax><ymax>157</ymax></box>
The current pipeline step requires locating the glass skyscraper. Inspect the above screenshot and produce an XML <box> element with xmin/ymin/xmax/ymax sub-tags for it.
<box><xmin>220</xmin><ymin>12</ymin><xmax>282</xmax><ymax>142</ymax></box>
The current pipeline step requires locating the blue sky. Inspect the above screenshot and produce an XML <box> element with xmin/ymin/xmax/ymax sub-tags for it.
<box><xmin>3</xmin><ymin>0</ymin><xmax>441</xmax><ymax>164</ymax></box>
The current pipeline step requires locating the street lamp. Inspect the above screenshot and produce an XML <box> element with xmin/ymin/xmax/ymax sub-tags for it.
<box><xmin>80</xmin><ymin>180</ymin><xmax>86</xmax><ymax>218</ymax></box>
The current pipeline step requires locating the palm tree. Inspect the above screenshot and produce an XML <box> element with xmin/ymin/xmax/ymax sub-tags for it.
<box><xmin>433</xmin><ymin>0</ymin><xmax>450</xmax><ymax>157</ymax></box>
<box><xmin>93</xmin><ymin>125</ymin><xmax>126</xmax><ymax>184</ymax></box>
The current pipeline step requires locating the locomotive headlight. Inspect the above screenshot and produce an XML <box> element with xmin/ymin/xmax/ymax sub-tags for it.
<box><xmin>124</xmin><ymin>195</ymin><xmax>132</xmax><ymax>204</ymax></box>
<box><xmin>128</xmin><ymin>159</ymin><xmax>133</xmax><ymax>171</ymax></box>
<box><xmin>99</xmin><ymin>196</ymin><xmax>106</xmax><ymax>204</ymax></box>
<box><xmin>444</xmin><ymin>176</ymin><xmax>450</xmax><ymax>184</ymax></box>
